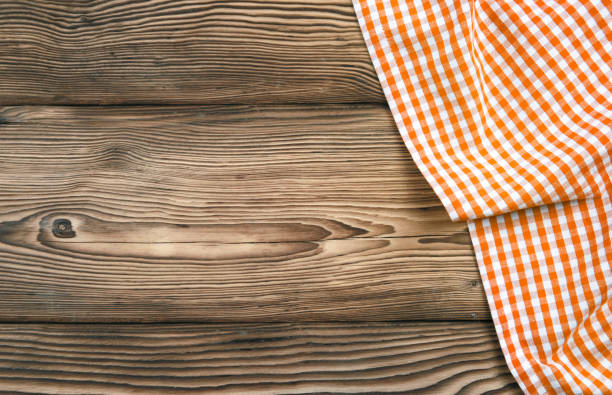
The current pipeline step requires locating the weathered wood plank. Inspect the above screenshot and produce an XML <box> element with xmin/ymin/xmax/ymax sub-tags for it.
<box><xmin>0</xmin><ymin>322</ymin><xmax>520</xmax><ymax>394</ymax></box>
<box><xmin>0</xmin><ymin>105</ymin><xmax>487</xmax><ymax>322</ymax></box>
<box><xmin>0</xmin><ymin>0</ymin><xmax>383</xmax><ymax>105</ymax></box>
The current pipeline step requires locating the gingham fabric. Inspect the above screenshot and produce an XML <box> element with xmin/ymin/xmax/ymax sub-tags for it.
<box><xmin>352</xmin><ymin>0</ymin><xmax>612</xmax><ymax>393</ymax></box>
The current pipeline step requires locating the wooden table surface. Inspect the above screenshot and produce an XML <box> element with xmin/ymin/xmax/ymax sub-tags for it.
<box><xmin>0</xmin><ymin>1</ymin><xmax>520</xmax><ymax>393</ymax></box>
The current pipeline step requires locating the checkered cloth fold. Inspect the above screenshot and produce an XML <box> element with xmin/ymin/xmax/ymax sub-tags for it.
<box><xmin>351</xmin><ymin>0</ymin><xmax>611</xmax><ymax>393</ymax></box>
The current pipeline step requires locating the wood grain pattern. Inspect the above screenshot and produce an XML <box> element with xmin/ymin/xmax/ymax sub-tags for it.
<box><xmin>0</xmin><ymin>0</ymin><xmax>383</xmax><ymax>105</ymax></box>
<box><xmin>0</xmin><ymin>322</ymin><xmax>520</xmax><ymax>394</ymax></box>
<box><xmin>0</xmin><ymin>105</ymin><xmax>487</xmax><ymax>322</ymax></box>
<box><xmin>0</xmin><ymin>1</ymin><xmax>516</xmax><ymax>390</ymax></box>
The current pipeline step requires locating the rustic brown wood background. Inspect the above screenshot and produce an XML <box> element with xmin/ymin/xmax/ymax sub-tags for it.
<box><xmin>0</xmin><ymin>0</ymin><xmax>520</xmax><ymax>393</ymax></box>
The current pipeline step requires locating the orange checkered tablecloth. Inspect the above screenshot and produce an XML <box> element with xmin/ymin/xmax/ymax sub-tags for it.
<box><xmin>351</xmin><ymin>0</ymin><xmax>611</xmax><ymax>393</ymax></box>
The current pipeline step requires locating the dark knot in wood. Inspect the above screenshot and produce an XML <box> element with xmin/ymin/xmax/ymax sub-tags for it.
<box><xmin>52</xmin><ymin>219</ymin><xmax>76</xmax><ymax>238</ymax></box>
